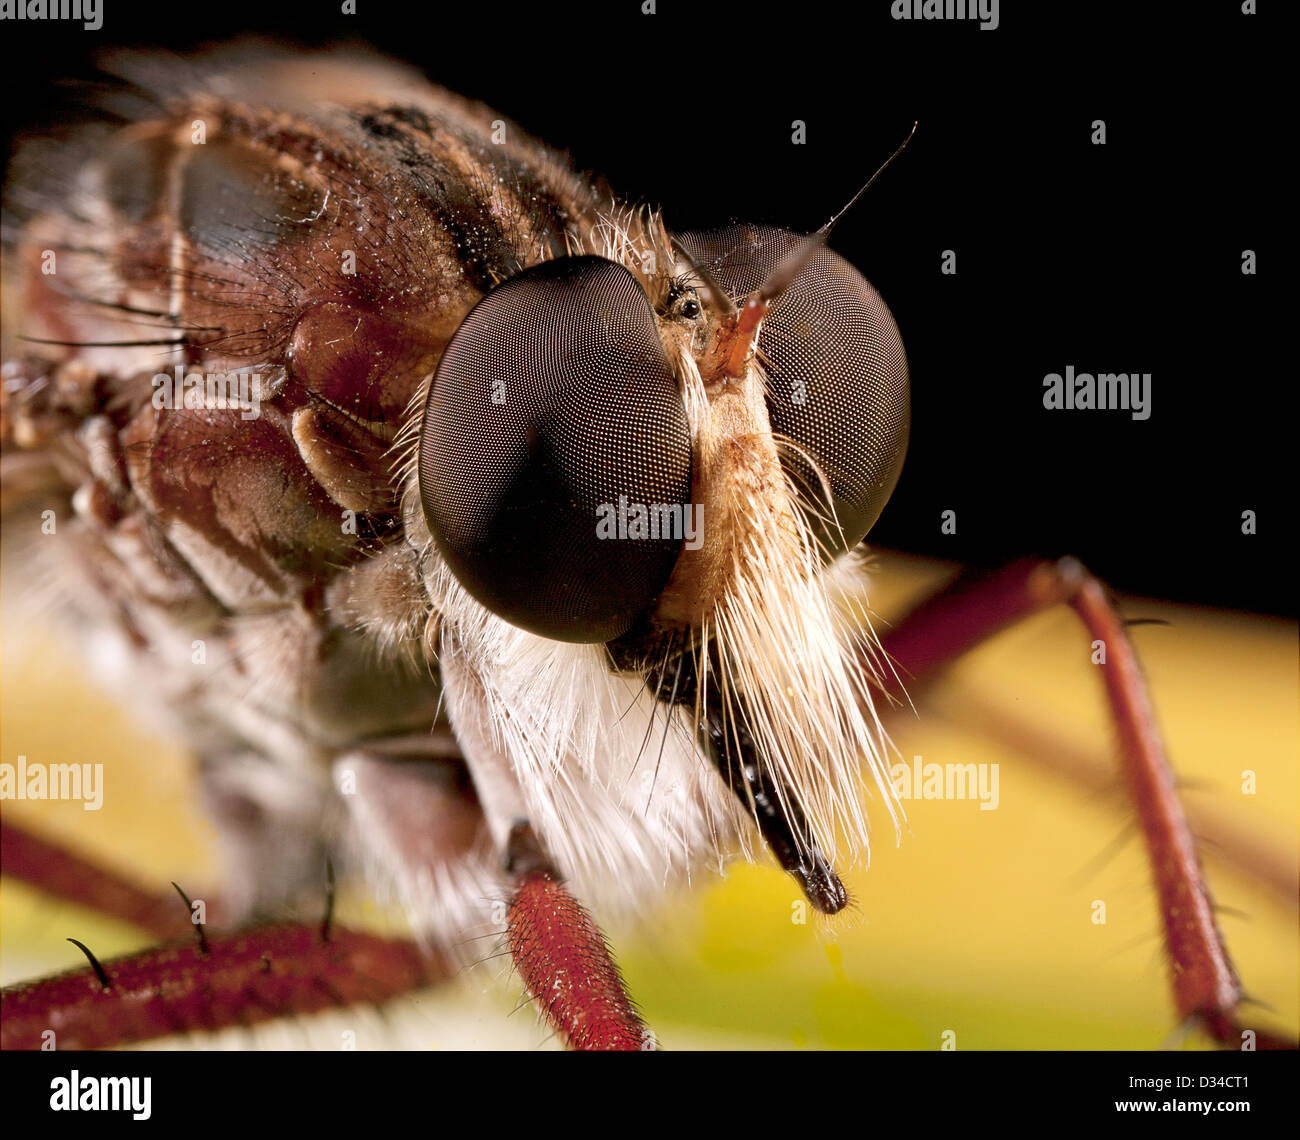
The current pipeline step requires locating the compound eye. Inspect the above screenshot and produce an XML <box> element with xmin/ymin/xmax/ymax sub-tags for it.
<box><xmin>419</xmin><ymin>256</ymin><xmax>691</xmax><ymax>643</ymax></box>
<box><xmin>675</xmin><ymin>225</ymin><xmax>909</xmax><ymax>556</ymax></box>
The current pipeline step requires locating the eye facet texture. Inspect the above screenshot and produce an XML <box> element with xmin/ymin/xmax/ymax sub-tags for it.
<box><xmin>675</xmin><ymin>225</ymin><xmax>909</xmax><ymax>555</ymax></box>
<box><xmin>419</xmin><ymin>256</ymin><xmax>691</xmax><ymax>643</ymax></box>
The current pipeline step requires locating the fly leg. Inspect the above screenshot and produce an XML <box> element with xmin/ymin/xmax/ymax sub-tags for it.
<box><xmin>0</xmin><ymin>917</ymin><xmax>440</xmax><ymax>1050</ymax></box>
<box><xmin>0</xmin><ymin>816</ymin><xmax>443</xmax><ymax>1049</ymax></box>
<box><xmin>872</xmin><ymin>556</ymin><xmax>1293</xmax><ymax>1050</ymax></box>
<box><xmin>1</xmin><ymin>817</ymin><xmax>195</xmax><ymax>939</ymax></box>
<box><xmin>504</xmin><ymin>821</ymin><xmax>651</xmax><ymax>1050</ymax></box>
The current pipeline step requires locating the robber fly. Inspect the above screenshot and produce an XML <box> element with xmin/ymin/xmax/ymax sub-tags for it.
<box><xmin>0</xmin><ymin>46</ymin><xmax>1283</xmax><ymax>1052</ymax></box>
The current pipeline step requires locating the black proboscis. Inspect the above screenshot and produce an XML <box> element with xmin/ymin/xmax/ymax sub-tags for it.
<box><xmin>644</xmin><ymin>649</ymin><xmax>848</xmax><ymax>915</ymax></box>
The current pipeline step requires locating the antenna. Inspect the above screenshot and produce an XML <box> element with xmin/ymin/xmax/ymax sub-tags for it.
<box><xmin>819</xmin><ymin>120</ymin><xmax>918</xmax><ymax>237</ymax></box>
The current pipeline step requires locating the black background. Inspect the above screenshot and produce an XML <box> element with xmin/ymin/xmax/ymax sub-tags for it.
<box><xmin>2</xmin><ymin>2</ymin><xmax>1289</xmax><ymax>614</ymax></box>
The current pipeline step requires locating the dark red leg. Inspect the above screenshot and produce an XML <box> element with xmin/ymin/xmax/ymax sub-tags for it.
<box><xmin>0</xmin><ymin>816</ymin><xmax>445</xmax><ymax>1049</ymax></box>
<box><xmin>2</xmin><ymin>816</ymin><xmax>649</xmax><ymax>1051</ymax></box>
<box><xmin>0</xmin><ymin>921</ymin><xmax>442</xmax><ymax>1050</ymax></box>
<box><xmin>876</xmin><ymin>556</ymin><xmax>1293</xmax><ymax>1049</ymax></box>
<box><xmin>1</xmin><ymin>817</ymin><xmax>194</xmax><ymax>938</ymax></box>
<box><xmin>504</xmin><ymin>823</ymin><xmax>651</xmax><ymax>1051</ymax></box>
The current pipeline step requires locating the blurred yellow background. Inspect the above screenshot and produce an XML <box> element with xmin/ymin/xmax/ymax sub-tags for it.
<box><xmin>2</xmin><ymin>550</ymin><xmax>1296</xmax><ymax>1049</ymax></box>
